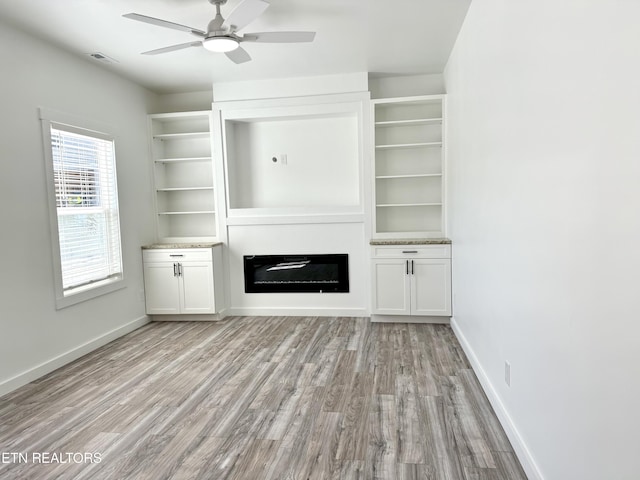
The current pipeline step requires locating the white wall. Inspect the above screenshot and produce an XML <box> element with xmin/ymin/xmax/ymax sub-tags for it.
<box><xmin>212</xmin><ymin>72</ymin><xmax>368</xmax><ymax>102</ymax></box>
<box><xmin>0</xmin><ymin>20</ymin><xmax>157</xmax><ymax>395</ymax></box>
<box><xmin>152</xmin><ymin>90</ymin><xmax>213</xmax><ymax>114</ymax></box>
<box><xmin>445</xmin><ymin>1</ymin><xmax>640</xmax><ymax>479</ymax></box>
<box><xmin>368</xmin><ymin>73</ymin><xmax>445</xmax><ymax>99</ymax></box>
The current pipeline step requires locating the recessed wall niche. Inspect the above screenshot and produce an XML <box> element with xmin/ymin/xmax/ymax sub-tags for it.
<box><xmin>215</xmin><ymin>94</ymin><xmax>368</xmax><ymax>217</ymax></box>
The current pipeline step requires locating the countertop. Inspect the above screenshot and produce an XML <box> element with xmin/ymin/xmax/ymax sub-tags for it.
<box><xmin>142</xmin><ymin>242</ymin><xmax>223</xmax><ymax>249</ymax></box>
<box><xmin>369</xmin><ymin>238</ymin><xmax>451</xmax><ymax>245</ymax></box>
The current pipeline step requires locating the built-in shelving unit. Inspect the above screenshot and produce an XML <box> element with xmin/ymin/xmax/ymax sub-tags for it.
<box><xmin>149</xmin><ymin>111</ymin><xmax>217</xmax><ymax>241</ymax></box>
<box><xmin>372</xmin><ymin>95</ymin><xmax>445</xmax><ymax>238</ymax></box>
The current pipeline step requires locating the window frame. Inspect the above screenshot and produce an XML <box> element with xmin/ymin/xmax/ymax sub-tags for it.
<box><xmin>40</xmin><ymin>108</ymin><xmax>125</xmax><ymax>309</ymax></box>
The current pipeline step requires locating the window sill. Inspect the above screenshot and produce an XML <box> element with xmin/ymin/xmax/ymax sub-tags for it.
<box><xmin>55</xmin><ymin>276</ymin><xmax>125</xmax><ymax>310</ymax></box>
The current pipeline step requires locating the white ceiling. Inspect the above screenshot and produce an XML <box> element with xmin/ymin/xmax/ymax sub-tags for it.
<box><xmin>0</xmin><ymin>0</ymin><xmax>471</xmax><ymax>94</ymax></box>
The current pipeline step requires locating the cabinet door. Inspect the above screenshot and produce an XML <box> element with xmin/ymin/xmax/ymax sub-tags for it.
<box><xmin>410</xmin><ymin>258</ymin><xmax>451</xmax><ymax>316</ymax></box>
<box><xmin>372</xmin><ymin>259</ymin><xmax>411</xmax><ymax>315</ymax></box>
<box><xmin>143</xmin><ymin>262</ymin><xmax>180</xmax><ymax>315</ymax></box>
<box><xmin>179</xmin><ymin>261</ymin><xmax>215</xmax><ymax>314</ymax></box>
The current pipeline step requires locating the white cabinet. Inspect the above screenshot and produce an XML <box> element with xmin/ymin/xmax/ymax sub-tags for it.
<box><xmin>142</xmin><ymin>246</ymin><xmax>224</xmax><ymax>319</ymax></box>
<box><xmin>372</xmin><ymin>259</ymin><xmax>411</xmax><ymax>315</ymax></box>
<box><xmin>371</xmin><ymin>244</ymin><xmax>451</xmax><ymax>321</ymax></box>
<box><xmin>149</xmin><ymin>111</ymin><xmax>218</xmax><ymax>242</ymax></box>
<box><xmin>143</xmin><ymin>261</ymin><xmax>181</xmax><ymax>314</ymax></box>
<box><xmin>410</xmin><ymin>258</ymin><xmax>452</xmax><ymax>316</ymax></box>
<box><xmin>179</xmin><ymin>262</ymin><xmax>217</xmax><ymax>314</ymax></box>
<box><xmin>372</xmin><ymin>95</ymin><xmax>445</xmax><ymax>238</ymax></box>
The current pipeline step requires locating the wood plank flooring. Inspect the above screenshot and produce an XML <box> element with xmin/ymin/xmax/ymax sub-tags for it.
<box><xmin>0</xmin><ymin>317</ymin><xmax>527</xmax><ymax>480</ymax></box>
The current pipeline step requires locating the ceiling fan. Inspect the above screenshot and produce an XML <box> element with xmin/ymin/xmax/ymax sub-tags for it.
<box><xmin>123</xmin><ymin>0</ymin><xmax>315</xmax><ymax>64</ymax></box>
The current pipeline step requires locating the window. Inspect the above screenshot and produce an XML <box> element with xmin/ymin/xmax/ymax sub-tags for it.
<box><xmin>41</xmin><ymin>109</ymin><xmax>124</xmax><ymax>308</ymax></box>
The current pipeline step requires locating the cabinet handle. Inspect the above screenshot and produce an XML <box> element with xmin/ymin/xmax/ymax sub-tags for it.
<box><xmin>402</xmin><ymin>250</ymin><xmax>418</xmax><ymax>254</ymax></box>
<box><xmin>411</xmin><ymin>260</ymin><xmax>414</xmax><ymax>275</ymax></box>
<box><xmin>178</xmin><ymin>263</ymin><xmax>183</xmax><ymax>277</ymax></box>
<box><xmin>169</xmin><ymin>254</ymin><xmax>184</xmax><ymax>257</ymax></box>
<box><xmin>173</xmin><ymin>263</ymin><xmax>178</xmax><ymax>277</ymax></box>
<box><xmin>406</xmin><ymin>260</ymin><xmax>409</xmax><ymax>275</ymax></box>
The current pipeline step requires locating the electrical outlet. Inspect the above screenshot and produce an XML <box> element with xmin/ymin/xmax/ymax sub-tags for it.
<box><xmin>504</xmin><ymin>361</ymin><xmax>511</xmax><ymax>387</ymax></box>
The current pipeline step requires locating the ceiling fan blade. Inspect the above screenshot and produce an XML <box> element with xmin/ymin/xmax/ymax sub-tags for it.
<box><xmin>142</xmin><ymin>41</ymin><xmax>202</xmax><ymax>55</ymax></box>
<box><xmin>222</xmin><ymin>0</ymin><xmax>270</xmax><ymax>32</ymax></box>
<box><xmin>242</xmin><ymin>31</ymin><xmax>316</xmax><ymax>43</ymax></box>
<box><xmin>123</xmin><ymin>13</ymin><xmax>206</xmax><ymax>37</ymax></box>
<box><xmin>225</xmin><ymin>46</ymin><xmax>252</xmax><ymax>64</ymax></box>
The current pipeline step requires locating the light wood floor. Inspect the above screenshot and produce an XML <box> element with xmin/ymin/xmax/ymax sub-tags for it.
<box><xmin>0</xmin><ymin>317</ymin><xmax>527</xmax><ymax>480</ymax></box>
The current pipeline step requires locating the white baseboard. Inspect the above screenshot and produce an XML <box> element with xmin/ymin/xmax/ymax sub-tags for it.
<box><xmin>450</xmin><ymin>317</ymin><xmax>544</xmax><ymax>480</ymax></box>
<box><xmin>227</xmin><ymin>307</ymin><xmax>368</xmax><ymax>317</ymax></box>
<box><xmin>150</xmin><ymin>313</ymin><xmax>223</xmax><ymax>322</ymax></box>
<box><xmin>0</xmin><ymin>315</ymin><xmax>150</xmax><ymax>398</ymax></box>
<box><xmin>371</xmin><ymin>314</ymin><xmax>450</xmax><ymax>324</ymax></box>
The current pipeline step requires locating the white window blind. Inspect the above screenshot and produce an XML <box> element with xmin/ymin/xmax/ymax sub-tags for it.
<box><xmin>50</xmin><ymin>124</ymin><xmax>123</xmax><ymax>294</ymax></box>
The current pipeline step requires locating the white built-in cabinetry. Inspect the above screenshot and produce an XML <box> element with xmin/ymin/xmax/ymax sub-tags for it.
<box><xmin>371</xmin><ymin>244</ymin><xmax>451</xmax><ymax>320</ymax></box>
<box><xmin>370</xmin><ymin>94</ymin><xmax>451</xmax><ymax>322</ymax></box>
<box><xmin>149</xmin><ymin>111</ymin><xmax>217</xmax><ymax>242</ymax></box>
<box><xmin>372</xmin><ymin>95</ymin><xmax>445</xmax><ymax>238</ymax></box>
<box><xmin>142</xmin><ymin>245</ymin><xmax>224</xmax><ymax>320</ymax></box>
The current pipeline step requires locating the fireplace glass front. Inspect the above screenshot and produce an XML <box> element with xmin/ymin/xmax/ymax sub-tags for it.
<box><xmin>243</xmin><ymin>254</ymin><xmax>349</xmax><ymax>293</ymax></box>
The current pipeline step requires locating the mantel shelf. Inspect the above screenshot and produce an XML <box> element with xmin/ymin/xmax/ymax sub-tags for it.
<box><xmin>156</xmin><ymin>187</ymin><xmax>214</xmax><ymax>192</ymax></box>
<box><xmin>375</xmin><ymin>118</ymin><xmax>443</xmax><ymax>127</ymax></box>
<box><xmin>376</xmin><ymin>174</ymin><xmax>442</xmax><ymax>179</ymax></box>
<box><xmin>155</xmin><ymin>157</ymin><xmax>212</xmax><ymax>163</ymax></box>
<box><xmin>375</xmin><ymin>142</ymin><xmax>442</xmax><ymax>150</ymax></box>
<box><xmin>153</xmin><ymin>132</ymin><xmax>209</xmax><ymax>140</ymax></box>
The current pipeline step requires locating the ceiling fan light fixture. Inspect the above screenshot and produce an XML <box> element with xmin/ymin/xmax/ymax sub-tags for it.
<box><xmin>202</xmin><ymin>36</ymin><xmax>239</xmax><ymax>53</ymax></box>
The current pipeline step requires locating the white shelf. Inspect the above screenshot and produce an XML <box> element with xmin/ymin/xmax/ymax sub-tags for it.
<box><xmin>375</xmin><ymin>118</ymin><xmax>442</xmax><ymax>127</ymax></box>
<box><xmin>376</xmin><ymin>203</ymin><xmax>442</xmax><ymax>208</ymax></box>
<box><xmin>153</xmin><ymin>132</ymin><xmax>209</xmax><ymax>140</ymax></box>
<box><xmin>156</xmin><ymin>187</ymin><xmax>214</xmax><ymax>192</ymax></box>
<box><xmin>158</xmin><ymin>211</ymin><xmax>216</xmax><ymax>215</ymax></box>
<box><xmin>155</xmin><ymin>157</ymin><xmax>212</xmax><ymax>163</ymax></box>
<box><xmin>376</xmin><ymin>174</ymin><xmax>442</xmax><ymax>179</ymax></box>
<box><xmin>375</xmin><ymin>142</ymin><xmax>442</xmax><ymax>150</ymax></box>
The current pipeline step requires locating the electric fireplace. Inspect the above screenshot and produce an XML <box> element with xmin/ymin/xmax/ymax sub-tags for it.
<box><xmin>244</xmin><ymin>254</ymin><xmax>349</xmax><ymax>293</ymax></box>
